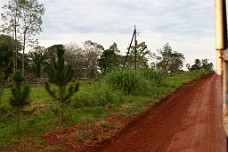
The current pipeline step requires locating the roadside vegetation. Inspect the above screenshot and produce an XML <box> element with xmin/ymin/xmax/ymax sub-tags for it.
<box><xmin>0</xmin><ymin>68</ymin><xmax>212</xmax><ymax>149</ymax></box>
<box><xmin>0</xmin><ymin>35</ymin><xmax>214</xmax><ymax>150</ymax></box>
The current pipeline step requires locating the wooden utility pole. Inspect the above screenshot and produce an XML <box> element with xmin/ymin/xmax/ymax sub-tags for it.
<box><xmin>124</xmin><ymin>26</ymin><xmax>137</xmax><ymax>67</ymax></box>
<box><xmin>134</xmin><ymin>25</ymin><xmax>137</xmax><ymax>69</ymax></box>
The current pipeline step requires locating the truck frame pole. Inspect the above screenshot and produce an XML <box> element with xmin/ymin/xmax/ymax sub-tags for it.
<box><xmin>215</xmin><ymin>0</ymin><xmax>228</xmax><ymax>135</ymax></box>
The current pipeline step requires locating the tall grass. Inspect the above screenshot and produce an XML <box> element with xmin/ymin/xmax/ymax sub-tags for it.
<box><xmin>105</xmin><ymin>68</ymin><xmax>149</xmax><ymax>95</ymax></box>
<box><xmin>73</xmin><ymin>83</ymin><xmax>120</xmax><ymax>108</ymax></box>
<box><xmin>140</xmin><ymin>68</ymin><xmax>166</xmax><ymax>86</ymax></box>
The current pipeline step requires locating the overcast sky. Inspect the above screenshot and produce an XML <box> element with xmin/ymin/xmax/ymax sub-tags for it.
<box><xmin>0</xmin><ymin>0</ymin><xmax>216</xmax><ymax>67</ymax></box>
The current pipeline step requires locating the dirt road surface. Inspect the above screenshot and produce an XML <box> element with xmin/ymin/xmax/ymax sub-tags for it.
<box><xmin>97</xmin><ymin>74</ymin><xmax>227</xmax><ymax>152</ymax></box>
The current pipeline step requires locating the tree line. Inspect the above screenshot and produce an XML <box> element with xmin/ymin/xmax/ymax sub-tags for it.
<box><xmin>0</xmin><ymin>34</ymin><xmax>214</xmax><ymax>83</ymax></box>
<box><xmin>0</xmin><ymin>0</ymin><xmax>213</xmax><ymax>83</ymax></box>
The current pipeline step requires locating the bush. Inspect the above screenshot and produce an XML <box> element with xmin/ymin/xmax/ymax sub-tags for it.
<box><xmin>105</xmin><ymin>68</ymin><xmax>149</xmax><ymax>95</ymax></box>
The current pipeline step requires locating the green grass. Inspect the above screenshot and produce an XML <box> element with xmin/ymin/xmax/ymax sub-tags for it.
<box><xmin>0</xmin><ymin>69</ymin><xmax>212</xmax><ymax>149</ymax></box>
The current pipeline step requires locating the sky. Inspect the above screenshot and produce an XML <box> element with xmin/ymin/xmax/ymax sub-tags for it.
<box><xmin>0</xmin><ymin>0</ymin><xmax>216</xmax><ymax>68</ymax></box>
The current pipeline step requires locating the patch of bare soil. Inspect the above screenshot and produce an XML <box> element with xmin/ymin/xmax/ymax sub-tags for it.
<box><xmin>41</xmin><ymin>105</ymin><xmax>152</xmax><ymax>152</ymax></box>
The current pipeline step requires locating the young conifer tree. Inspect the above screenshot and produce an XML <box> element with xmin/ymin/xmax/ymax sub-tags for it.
<box><xmin>45</xmin><ymin>47</ymin><xmax>79</xmax><ymax>124</ymax></box>
<box><xmin>10</xmin><ymin>71</ymin><xmax>31</xmax><ymax>132</ymax></box>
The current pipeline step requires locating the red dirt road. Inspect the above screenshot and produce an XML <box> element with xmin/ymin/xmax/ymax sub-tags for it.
<box><xmin>97</xmin><ymin>74</ymin><xmax>227</xmax><ymax>152</ymax></box>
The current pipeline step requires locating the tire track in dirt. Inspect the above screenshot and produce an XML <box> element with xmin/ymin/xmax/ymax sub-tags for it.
<box><xmin>97</xmin><ymin>74</ymin><xmax>227</xmax><ymax>152</ymax></box>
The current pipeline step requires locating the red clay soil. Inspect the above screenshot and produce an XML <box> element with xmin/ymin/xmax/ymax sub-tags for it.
<box><xmin>94</xmin><ymin>74</ymin><xmax>227</xmax><ymax>152</ymax></box>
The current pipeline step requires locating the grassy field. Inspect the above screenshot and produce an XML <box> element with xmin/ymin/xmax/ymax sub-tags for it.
<box><xmin>0</xmin><ymin>69</ymin><xmax>212</xmax><ymax>149</ymax></box>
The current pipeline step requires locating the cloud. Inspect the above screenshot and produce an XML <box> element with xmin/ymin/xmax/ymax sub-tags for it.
<box><xmin>38</xmin><ymin>0</ymin><xmax>214</xmax><ymax>37</ymax></box>
<box><xmin>0</xmin><ymin>0</ymin><xmax>216</xmax><ymax>68</ymax></box>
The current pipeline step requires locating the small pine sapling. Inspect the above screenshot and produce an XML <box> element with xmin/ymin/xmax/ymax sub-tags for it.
<box><xmin>10</xmin><ymin>71</ymin><xmax>31</xmax><ymax>132</ymax></box>
<box><xmin>45</xmin><ymin>47</ymin><xmax>79</xmax><ymax>124</ymax></box>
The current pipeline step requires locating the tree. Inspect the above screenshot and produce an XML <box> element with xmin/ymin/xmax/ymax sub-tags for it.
<box><xmin>28</xmin><ymin>46</ymin><xmax>47</xmax><ymax>78</ymax></box>
<box><xmin>154</xmin><ymin>43</ymin><xmax>185</xmax><ymax>74</ymax></box>
<box><xmin>0</xmin><ymin>34</ymin><xmax>22</xmax><ymax>80</ymax></box>
<box><xmin>45</xmin><ymin>44</ymin><xmax>64</xmax><ymax>70</ymax></box>
<box><xmin>190</xmin><ymin>59</ymin><xmax>201</xmax><ymax>71</ymax></box>
<box><xmin>64</xmin><ymin>42</ymin><xmax>86</xmax><ymax>79</ymax></box>
<box><xmin>129</xmin><ymin>41</ymin><xmax>150</xmax><ymax>68</ymax></box>
<box><xmin>46</xmin><ymin>44</ymin><xmax>64</xmax><ymax>60</ymax></box>
<box><xmin>19</xmin><ymin>0</ymin><xmax>45</xmax><ymax>76</ymax></box>
<box><xmin>98</xmin><ymin>42</ymin><xmax>121</xmax><ymax>73</ymax></box>
<box><xmin>201</xmin><ymin>59</ymin><xmax>213</xmax><ymax>71</ymax></box>
<box><xmin>186</xmin><ymin>63</ymin><xmax>191</xmax><ymax>71</ymax></box>
<box><xmin>10</xmin><ymin>71</ymin><xmax>31</xmax><ymax>132</ymax></box>
<box><xmin>1</xmin><ymin>1</ymin><xmax>21</xmax><ymax>73</ymax></box>
<box><xmin>83</xmin><ymin>40</ymin><xmax>104</xmax><ymax>78</ymax></box>
<box><xmin>45</xmin><ymin>47</ymin><xmax>79</xmax><ymax>124</ymax></box>
<box><xmin>1</xmin><ymin>0</ymin><xmax>45</xmax><ymax>76</ymax></box>
<box><xmin>189</xmin><ymin>58</ymin><xmax>213</xmax><ymax>71</ymax></box>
